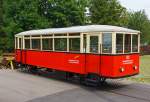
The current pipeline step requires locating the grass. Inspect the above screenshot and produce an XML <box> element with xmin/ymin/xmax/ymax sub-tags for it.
<box><xmin>128</xmin><ymin>55</ymin><xmax>150</xmax><ymax>83</ymax></box>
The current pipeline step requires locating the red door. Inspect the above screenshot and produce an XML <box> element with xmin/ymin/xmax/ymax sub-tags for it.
<box><xmin>86</xmin><ymin>34</ymin><xmax>100</xmax><ymax>74</ymax></box>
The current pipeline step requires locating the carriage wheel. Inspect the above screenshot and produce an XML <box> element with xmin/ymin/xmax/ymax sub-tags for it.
<box><xmin>98</xmin><ymin>77</ymin><xmax>106</xmax><ymax>85</ymax></box>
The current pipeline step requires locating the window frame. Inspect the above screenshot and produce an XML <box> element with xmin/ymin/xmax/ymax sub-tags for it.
<box><xmin>102</xmin><ymin>32</ymin><xmax>113</xmax><ymax>54</ymax></box>
<box><xmin>132</xmin><ymin>34</ymin><xmax>139</xmax><ymax>53</ymax></box>
<box><xmin>16</xmin><ymin>36</ymin><xmax>23</xmax><ymax>49</ymax></box>
<box><xmin>115</xmin><ymin>32</ymin><xmax>140</xmax><ymax>54</ymax></box>
<box><xmin>86</xmin><ymin>33</ymin><xmax>100</xmax><ymax>54</ymax></box>
<box><xmin>16</xmin><ymin>31</ymin><xmax>140</xmax><ymax>55</ymax></box>
<box><xmin>116</xmin><ymin>33</ymin><xmax>124</xmax><ymax>54</ymax></box>
<box><xmin>31</xmin><ymin>35</ymin><xmax>41</xmax><ymax>50</ymax></box>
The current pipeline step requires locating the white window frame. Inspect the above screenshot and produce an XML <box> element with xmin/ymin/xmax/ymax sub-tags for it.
<box><xmin>31</xmin><ymin>35</ymin><xmax>41</xmax><ymax>50</ymax></box>
<box><xmin>42</xmin><ymin>35</ymin><xmax>53</xmax><ymax>51</ymax></box>
<box><xmin>17</xmin><ymin>36</ymin><xmax>23</xmax><ymax>49</ymax></box>
<box><xmin>16</xmin><ymin>32</ymin><xmax>140</xmax><ymax>55</ymax></box>
<box><xmin>101</xmin><ymin>32</ymin><xmax>113</xmax><ymax>54</ymax></box>
<box><xmin>115</xmin><ymin>32</ymin><xmax>139</xmax><ymax>54</ymax></box>
<box><xmin>116</xmin><ymin>33</ymin><xmax>124</xmax><ymax>54</ymax></box>
<box><xmin>86</xmin><ymin>32</ymin><xmax>100</xmax><ymax>54</ymax></box>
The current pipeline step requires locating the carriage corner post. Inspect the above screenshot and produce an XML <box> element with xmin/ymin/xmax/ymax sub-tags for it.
<box><xmin>14</xmin><ymin>25</ymin><xmax>140</xmax><ymax>84</ymax></box>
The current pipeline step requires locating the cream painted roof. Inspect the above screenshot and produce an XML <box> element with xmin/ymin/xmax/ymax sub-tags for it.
<box><xmin>16</xmin><ymin>25</ymin><xmax>140</xmax><ymax>36</ymax></box>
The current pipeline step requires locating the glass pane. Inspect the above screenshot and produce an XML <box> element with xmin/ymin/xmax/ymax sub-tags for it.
<box><xmin>102</xmin><ymin>33</ymin><xmax>112</xmax><ymax>53</ymax></box>
<box><xmin>25</xmin><ymin>39</ymin><xmax>30</xmax><ymax>49</ymax></box>
<box><xmin>19</xmin><ymin>38</ymin><xmax>22</xmax><ymax>49</ymax></box>
<box><xmin>31</xmin><ymin>35</ymin><xmax>40</xmax><ymax>37</ymax></box>
<box><xmin>55</xmin><ymin>38</ymin><xmax>67</xmax><ymax>51</ymax></box>
<box><xmin>90</xmin><ymin>36</ymin><xmax>98</xmax><ymax>53</ymax></box>
<box><xmin>42</xmin><ymin>35</ymin><xmax>53</xmax><ymax>37</ymax></box>
<box><xmin>32</xmin><ymin>39</ymin><xmax>40</xmax><ymax>50</ymax></box>
<box><xmin>132</xmin><ymin>35</ymin><xmax>138</xmax><ymax>52</ymax></box>
<box><xmin>42</xmin><ymin>39</ymin><xmax>53</xmax><ymax>50</ymax></box>
<box><xmin>16</xmin><ymin>38</ymin><xmax>18</xmax><ymax>49</ymax></box>
<box><xmin>54</xmin><ymin>34</ymin><xmax>67</xmax><ymax>36</ymax></box>
<box><xmin>69</xmin><ymin>38</ymin><xmax>80</xmax><ymax>52</ymax></box>
<box><xmin>83</xmin><ymin>34</ymin><xmax>87</xmax><ymax>53</ymax></box>
<box><xmin>116</xmin><ymin>34</ymin><xmax>123</xmax><ymax>53</ymax></box>
<box><xmin>69</xmin><ymin>33</ymin><xmax>80</xmax><ymax>36</ymax></box>
<box><xmin>125</xmin><ymin>34</ymin><xmax>131</xmax><ymax>53</ymax></box>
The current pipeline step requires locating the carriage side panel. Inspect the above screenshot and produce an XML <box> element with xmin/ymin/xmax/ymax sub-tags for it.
<box><xmin>16</xmin><ymin>50</ymin><xmax>86</xmax><ymax>74</ymax></box>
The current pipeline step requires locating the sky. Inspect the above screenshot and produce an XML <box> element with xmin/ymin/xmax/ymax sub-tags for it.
<box><xmin>119</xmin><ymin>0</ymin><xmax>150</xmax><ymax>19</ymax></box>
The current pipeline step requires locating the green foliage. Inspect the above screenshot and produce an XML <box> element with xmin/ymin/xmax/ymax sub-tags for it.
<box><xmin>0</xmin><ymin>0</ymin><xmax>150</xmax><ymax>53</ymax></box>
<box><xmin>38</xmin><ymin>0</ymin><xmax>88</xmax><ymax>27</ymax></box>
<box><xmin>1</xmin><ymin>0</ymin><xmax>52</xmax><ymax>52</ymax></box>
<box><xmin>128</xmin><ymin>10</ymin><xmax>150</xmax><ymax>44</ymax></box>
<box><xmin>90</xmin><ymin>0</ymin><xmax>128</xmax><ymax>26</ymax></box>
<box><xmin>0</xmin><ymin>0</ymin><xmax>4</xmax><ymax>36</ymax></box>
<box><xmin>0</xmin><ymin>0</ymin><xmax>88</xmax><ymax>52</ymax></box>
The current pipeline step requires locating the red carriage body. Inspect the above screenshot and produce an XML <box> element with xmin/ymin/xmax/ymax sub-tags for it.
<box><xmin>15</xmin><ymin>25</ymin><xmax>140</xmax><ymax>78</ymax></box>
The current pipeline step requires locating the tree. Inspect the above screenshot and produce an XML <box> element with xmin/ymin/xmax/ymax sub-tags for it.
<box><xmin>2</xmin><ymin>0</ymin><xmax>52</xmax><ymax>51</ymax></box>
<box><xmin>38</xmin><ymin>0</ymin><xmax>88</xmax><ymax>27</ymax></box>
<box><xmin>90</xmin><ymin>0</ymin><xmax>128</xmax><ymax>26</ymax></box>
<box><xmin>128</xmin><ymin>10</ymin><xmax>150</xmax><ymax>44</ymax></box>
<box><xmin>0</xmin><ymin>0</ymin><xmax>3</xmax><ymax>36</ymax></box>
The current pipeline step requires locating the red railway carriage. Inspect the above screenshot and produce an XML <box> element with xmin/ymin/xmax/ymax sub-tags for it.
<box><xmin>15</xmin><ymin>25</ymin><xmax>140</xmax><ymax>83</ymax></box>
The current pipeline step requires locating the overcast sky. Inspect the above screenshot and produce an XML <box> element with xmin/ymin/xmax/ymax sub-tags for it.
<box><xmin>119</xmin><ymin>0</ymin><xmax>150</xmax><ymax>19</ymax></box>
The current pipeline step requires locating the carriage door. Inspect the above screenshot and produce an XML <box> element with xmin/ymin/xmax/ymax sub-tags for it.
<box><xmin>86</xmin><ymin>34</ymin><xmax>101</xmax><ymax>74</ymax></box>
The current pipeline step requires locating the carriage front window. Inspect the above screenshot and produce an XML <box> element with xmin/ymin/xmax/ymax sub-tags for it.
<box><xmin>116</xmin><ymin>34</ymin><xmax>123</xmax><ymax>53</ymax></box>
<box><xmin>69</xmin><ymin>38</ymin><xmax>80</xmax><ymax>52</ymax></box>
<box><xmin>125</xmin><ymin>34</ymin><xmax>131</xmax><ymax>53</ymax></box>
<box><xmin>102</xmin><ymin>33</ymin><xmax>112</xmax><ymax>53</ymax></box>
<box><xmin>55</xmin><ymin>38</ymin><xmax>67</xmax><ymax>51</ymax></box>
<box><xmin>132</xmin><ymin>34</ymin><xmax>138</xmax><ymax>52</ymax></box>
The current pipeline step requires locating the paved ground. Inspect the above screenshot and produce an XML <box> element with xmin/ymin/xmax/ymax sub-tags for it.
<box><xmin>0</xmin><ymin>69</ymin><xmax>150</xmax><ymax>102</ymax></box>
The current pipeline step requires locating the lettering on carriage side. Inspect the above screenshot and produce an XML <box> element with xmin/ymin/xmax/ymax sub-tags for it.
<box><xmin>68</xmin><ymin>60</ymin><xmax>79</xmax><ymax>64</ymax></box>
<box><xmin>122</xmin><ymin>55</ymin><xmax>133</xmax><ymax>64</ymax></box>
<box><xmin>122</xmin><ymin>60</ymin><xmax>133</xmax><ymax>64</ymax></box>
<box><xmin>68</xmin><ymin>55</ymin><xmax>80</xmax><ymax>64</ymax></box>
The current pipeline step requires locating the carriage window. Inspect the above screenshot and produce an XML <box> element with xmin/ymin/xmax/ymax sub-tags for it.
<box><xmin>25</xmin><ymin>39</ymin><xmax>30</xmax><ymax>49</ymax></box>
<box><xmin>19</xmin><ymin>38</ymin><xmax>22</xmax><ymax>49</ymax></box>
<box><xmin>32</xmin><ymin>39</ymin><xmax>41</xmax><ymax>50</ymax></box>
<box><xmin>15</xmin><ymin>37</ymin><xmax>18</xmax><ymax>49</ymax></box>
<box><xmin>55</xmin><ymin>34</ymin><xmax>67</xmax><ymax>36</ymax></box>
<box><xmin>116</xmin><ymin>34</ymin><xmax>123</xmax><ymax>53</ymax></box>
<box><xmin>42</xmin><ymin>35</ymin><xmax>53</xmax><ymax>37</ymax></box>
<box><xmin>55</xmin><ymin>38</ymin><xmax>67</xmax><ymax>51</ymax></box>
<box><xmin>42</xmin><ymin>38</ymin><xmax>53</xmax><ymax>50</ymax></box>
<box><xmin>69</xmin><ymin>33</ymin><xmax>80</xmax><ymax>36</ymax></box>
<box><xmin>102</xmin><ymin>33</ymin><xmax>112</xmax><ymax>53</ymax></box>
<box><xmin>83</xmin><ymin>34</ymin><xmax>87</xmax><ymax>53</ymax></box>
<box><xmin>125</xmin><ymin>34</ymin><xmax>131</xmax><ymax>53</ymax></box>
<box><xmin>90</xmin><ymin>36</ymin><xmax>98</xmax><ymax>53</ymax></box>
<box><xmin>132</xmin><ymin>35</ymin><xmax>138</xmax><ymax>52</ymax></box>
<box><xmin>69</xmin><ymin>38</ymin><xmax>80</xmax><ymax>52</ymax></box>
